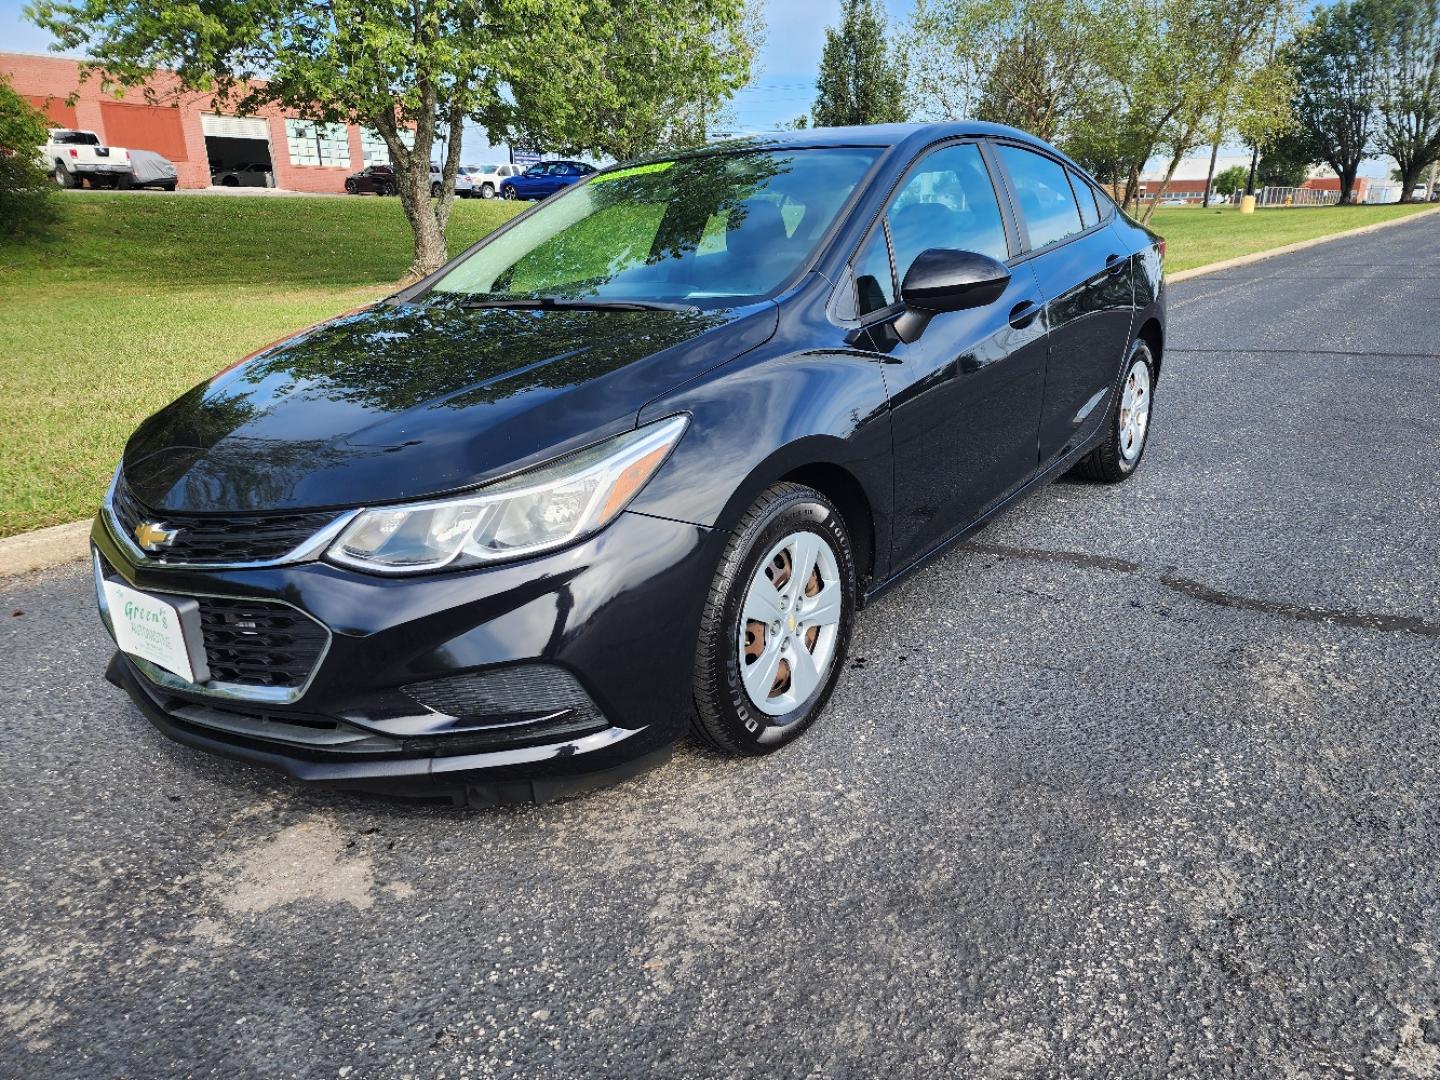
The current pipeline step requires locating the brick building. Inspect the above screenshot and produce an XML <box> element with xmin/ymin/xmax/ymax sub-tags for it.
<box><xmin>2</xmin><ymin>51</ymin><xmax>389</xmax><ymax>192</ymax></box>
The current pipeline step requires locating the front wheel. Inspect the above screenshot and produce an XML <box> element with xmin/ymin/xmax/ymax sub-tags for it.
<box><xmin>344</xmin><ymin>179</ymin><xmax>357</xmax><ymax>194</ymax></box>
<box><xmin>501</xmin><ymin>186</ymin><xmax>517</xmax><ymax>200</ymax></box>
<box><xmin>1073</xmin><ymin>340</ymin><xmax>1156</xmax><ymax>482</ymax></box>
<box><xmin>692</xmin><ymin>483</ymin><xmax>856</xmax><ymax>755</ymax></box>
<box><xmin>480</xmin><ymin>183</ymin><xmax>495</xmax><ymax>199</ymax></box>
<box><xmin>430</xmin><ymin>181</ymin><xmax>441</xmax><ymax>197</ymax></box>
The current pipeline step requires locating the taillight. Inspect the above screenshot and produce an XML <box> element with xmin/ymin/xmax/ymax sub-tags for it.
<box><xmin>1157</xmin><ymin>238</ymin><xmax>1166</xmax><ymax>261</ymax></box>
<box><xmin>68</xmin><ymin>148</ymin><xmax>78</xmax><ymax>158</ymax></box>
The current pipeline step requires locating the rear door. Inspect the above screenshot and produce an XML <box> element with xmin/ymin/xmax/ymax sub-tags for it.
<box><xmin>992</xmin><ymin>144</ymin><xmax>1135</xmax><ymax>465</ymax></box>
<box><xmin>848</xmin><ymin>140</ymin><xmax>1049</xmax><ymax>571</ymax></box>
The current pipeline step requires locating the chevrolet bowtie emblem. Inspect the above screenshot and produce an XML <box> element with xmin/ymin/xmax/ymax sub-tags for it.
<box><xmin>134</xmin><ymin>520</ymin><xmax>178</xmax><ymax>552</ymax></box>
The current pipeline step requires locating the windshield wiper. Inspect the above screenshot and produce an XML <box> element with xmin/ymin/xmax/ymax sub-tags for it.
<box><xmin>457</xmin><ymin>296</ymin><xmax>700</xmax><ymax>313</ymax></box>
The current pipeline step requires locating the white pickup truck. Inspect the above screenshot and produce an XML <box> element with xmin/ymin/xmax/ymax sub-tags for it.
<box><xmin>43</xmin><ymin>128</ymin><xmax>133</xmax><ymax>188</ymax></box>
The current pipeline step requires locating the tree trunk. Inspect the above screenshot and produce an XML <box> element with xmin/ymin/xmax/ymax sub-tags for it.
<box><xmin>1338</xmin><ymin>162</ymin><xmax>1360</xmax><ymax>205</ymax></box>
<box><xmin>1201</xmin><ymin>135</ymin><xmax>1221</xmax><ymax>208</ymax></box>
<box><xmin>1396</xmin><ymin>159</ymin><xmax>1426</xmax><ymax>203</ymax></box>
<box><xmin>1139</xmin><ymin>148</ymin><xmax>1184</xmax><ymax>225</ymax></box>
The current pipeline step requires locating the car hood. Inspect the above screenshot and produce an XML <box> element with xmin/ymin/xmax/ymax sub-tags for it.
<box><xmin>122</xmin><ymin>296</ymin><xmax>777</xmax><ymax>513</ymax></box>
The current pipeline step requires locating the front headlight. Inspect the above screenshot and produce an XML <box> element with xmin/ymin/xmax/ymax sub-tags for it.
<box><xmin>326</xmin><ymin>415</ymin><xmax>688</xmax><ymax>574</ymax></box>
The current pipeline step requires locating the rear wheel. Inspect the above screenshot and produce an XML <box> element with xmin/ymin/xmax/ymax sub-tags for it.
<box><xmin>502</xmin><ymin>185</ymin><xmax>517</xmax><ymax>200</ymax></box>
<box><xmin>53</xmin><ymin>161</ymin><xmax>76</xmax><ymax>189</ymax></box>
<box><xmin>430</xmin><ymin>181</ymin><xmax>441</xmax><ymax>197</ymax></box>
<box><xmin>1074</xmin><ymin>340</ymin><xmax>1155</xmax><ymax>482</ymax></box>
<box><xmin>692</xmin><ymin>483</ymin><xmax>855</xmax><ymax>755</ymax></box>
<box><xmin>345</xmin><ymin>179</ymin><xmax>357</xmax><ymax>194</ymax></box>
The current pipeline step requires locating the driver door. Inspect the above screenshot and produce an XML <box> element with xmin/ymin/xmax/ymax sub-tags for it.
<box><xmin>853</xmin><ymin>141</ymin><xmax>1048</xmax><ymax>572</ymax></box>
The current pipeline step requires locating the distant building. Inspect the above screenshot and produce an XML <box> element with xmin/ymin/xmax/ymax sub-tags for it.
<box><xmin>1301</xmin><ymin>175</ymin><xmax>1373</xmax><ymax>202</ymax></box>
<box><xmin>2</xmin><ymin>51</ymin><xmax>393</xmax><ymax>192</ymax></box>
<box><xmin>1137</xmin><ymin>154</ymin><xmax>1251</xmax><ymax>204</ymax></box>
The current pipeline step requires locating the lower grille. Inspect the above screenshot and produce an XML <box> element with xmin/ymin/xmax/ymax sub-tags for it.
<box><xmin>97</xmin><ymin>551</ymin><xmax>328</xmax><ymax>692</ymax></box>
<box><xmin>401</xmin><ymin>666</ymin><xmax>610</xmax><ymax>751</ymax></box>
<box><xmin>198</xmin><ymin>598</ymin><xmax>328</xmax><ymax>689</ymax></box>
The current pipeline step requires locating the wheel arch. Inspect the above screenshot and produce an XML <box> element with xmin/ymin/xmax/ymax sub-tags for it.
<box><xmin>1136</xmin><ymin>316</ymin><xmax>1164</xmax><ymax>383</ymax></box>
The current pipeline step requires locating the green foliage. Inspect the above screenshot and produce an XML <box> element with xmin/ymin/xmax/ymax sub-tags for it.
<box><xmin>1285</xmin><ymin>0</ymin><xmax>1379</xmax><ymax>203</ymax></box>
<box><xmin>813</xmin><ymin>0</ymin><xmax>908</xmax><ymax>126</ymax></box>
<box><xmin>1369</xmin><ymin>0</ymin><xmax>1440</xmax><ymax>200</ymax></box>
<box><xmin>24</xmin><ymin>0</ymin><xmax>757</xmax><ymax>274</ymax></box>
<box><xmin>0</xmin><ymin>73</ymin><xmax>57</xmax><ymax>239</ymax></box>
<box><xmin>1256</xmin><ymin>128</ymin><xmax>1315</xmax><ymax>185</ymax></box>
<box><xmin>1213</xmin><ymin>164</ymin><xmax>1249</xmax><ymax>194</ymax></box>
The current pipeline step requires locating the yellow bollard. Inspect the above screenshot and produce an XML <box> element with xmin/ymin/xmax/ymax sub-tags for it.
<box><xmin>1240</xmin><ymin>194</ymin><xmax>1257</xmax><ymax>214</ymax></box>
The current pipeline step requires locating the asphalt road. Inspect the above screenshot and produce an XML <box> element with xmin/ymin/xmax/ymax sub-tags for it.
<box><xmin>4</xmin><ymin>216</ymin><xmax>1440</xmax><ymax>1080</ymax></box>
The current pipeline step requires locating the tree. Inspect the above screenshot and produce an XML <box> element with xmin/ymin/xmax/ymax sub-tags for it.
<box><xmin>0</xmin><ymin>73</ymin><xmax>58</xmax><ymax>238</ymax></box>
<box><xmin>504</xmin><ymin>0</ymin><xmax>760</xmax><ymax>162</ymax></box>
<box><xmin>907</xmin><ymin>0</ymin><xmax>1106</xmax><ymax>144</ymax></box>
<box><xmin>813</xmin><ymin>0</ymin><xmax>908</xmax><ymax>126</ymax></box>
<box><xmin>1371</xmin><ymin>0</ymin><xmax>1440</xmax><ymax>201</ymax></box>
<box><xmin>1213</xmin><ymin>164</ymin><xmax>1249</xmax><ymax>194</ymax></box>
<box><xmin>27</xmin><ymin>0</ymin><xmax>756</xmax><ymax>278</ymax></box>
<box><xmin>1256</xmin><ymin>128</ymin><xmax>1316</xmax><ymax>185</ymax></box>
<box><xmin>1285</xmin><ymin>0</ymin><xmax>1380</xmax><ymax>204</ymax></box>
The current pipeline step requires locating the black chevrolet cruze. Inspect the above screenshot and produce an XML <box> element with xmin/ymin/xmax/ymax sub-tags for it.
<box><xmin>94</xmin><ymin>122</ymin><xmax>1164</xmax><ymax>805</ymax></box>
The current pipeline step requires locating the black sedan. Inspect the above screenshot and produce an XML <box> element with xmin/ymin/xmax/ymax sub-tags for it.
<box><xmin>93</xmin><ymin>122</ymin><xmax>1165</xmax><ymax>805</ymax></box>
<box><xmin>344</xmin><ymin>164</ymin><xmax>396</xmax><ymax>195</ymax></box>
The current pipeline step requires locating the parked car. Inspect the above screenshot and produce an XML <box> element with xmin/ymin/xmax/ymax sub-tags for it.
<box><xmin>459</xmin><ymin>162</ymin><xmax>523</xmax><ymax>198</ymax></box>
<box><xmin>500</xmin><ymin>159</ymin><xmax>597</xmax><ymax>200</ymax></box>
<box><xmin>42</xmin><ymin>128</ymin><xmax>131</xmax><ymax>189</ymax></box>
<box><xmin>345</xmin><ymin>164</ymin><xmax>397</xmax><ymax>195</ymax></box>
<box><xmin>124</xmin><ymin>149</ymin><xmax>178</xmax><ymax>191</ymax></box>
<box><xmin>210</xmin><ymin>161</ymin><xmax>272</xmax><ymax>188</ymax></box>
<box><xmin>430</xmin><ymin>162</ymin><xmax>476</xmax><ymax>198</ymax></box>
<box><xmin>92</xmin><ymin>122</ymin><xmax>1164</xmax><ymax>806</ymax></box>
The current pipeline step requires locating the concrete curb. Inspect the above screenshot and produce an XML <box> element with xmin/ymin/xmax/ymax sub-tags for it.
<box><xmin>3</xmin><ymin>206</ymin><xmax>1436</xmax><ymax>580</ymax></box>
<box><xmin>0</xmin><ymin>520</ymin><xmax>93</xmax><ymax>579</ymax></box>
<box><xmin>1166</xmin><ymin>205</ymin><xmax>1440</xmax><ymax>283</ymax></box>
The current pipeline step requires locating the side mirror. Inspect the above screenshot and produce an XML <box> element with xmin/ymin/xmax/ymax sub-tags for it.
<box><xmin>900</xmin><ymin>248</ymin><xmax>1011</xmax><ymax>313</ymax></box>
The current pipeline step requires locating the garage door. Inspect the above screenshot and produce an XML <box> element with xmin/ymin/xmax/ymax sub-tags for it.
<box><xmin>200</xmin><ymin>114</ymin><xmax>270</xmax><ymax>140</ymax></box>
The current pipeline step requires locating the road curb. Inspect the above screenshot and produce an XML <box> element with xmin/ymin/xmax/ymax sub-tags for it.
<box><xmin>1166</xmin><ymin>205</ymin><xmax>1439</xmax><ymax>283</ymax></box>
<box><xmin>0</xmin><ymin>520</ymin><xmax>93</xmax><ymax>579</ymax></box>
<box><xmin>2</xmin><ymin>206</ymin><xmax>1436</xmax><ymax>580</ymax></box>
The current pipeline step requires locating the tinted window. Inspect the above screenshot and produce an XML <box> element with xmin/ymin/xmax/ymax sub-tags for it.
<box><xmin>885</xmin><ymin>143</ymin><xmax>1008</xmax><ymax>285</ymax></box>
<box><xmin>853</xmin><ymin>227</ymin><xmax>895</xmax><ymax>315</ymax></box>
<box><xmin>998</xmin><ymin>145</ymin><xmax>1083</xmax><ymax>249</ymax></box>
<box><xmin>431</xmin><ymin>148</ymin><xmax>880</xmax><ymax>305</ymax></box>
<box><xmin>1071</xmin><ymin>169</ymin><xmax>1099</xmax><ymax>228</ymax></box>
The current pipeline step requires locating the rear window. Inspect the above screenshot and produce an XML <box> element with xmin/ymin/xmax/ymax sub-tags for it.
<box><xmin>53</xmin><ymin>130</ymin><xmax>100</xmax><ymax>146</ymax></box>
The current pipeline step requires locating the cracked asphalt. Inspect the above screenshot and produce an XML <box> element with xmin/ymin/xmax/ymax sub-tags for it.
<box><xmin>3</xmin><ymin>215</ymin><xmax>1439</xmax><ymax>1079</ymax></box>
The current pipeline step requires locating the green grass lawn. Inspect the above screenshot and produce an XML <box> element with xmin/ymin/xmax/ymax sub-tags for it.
<box><xmin>0</xmin><ymin>191</ymin><xmax>1434</xmax><ymax>538</ymax></box>
<box><xmin>0</xmin><ymin>193</ymin><xmax>522</xmax><ymax>537</ymax></box>
<box><xmin>1146</xmin><ymin>202</ymin><xmax>1435</xmax><ymax>272</ymax></box>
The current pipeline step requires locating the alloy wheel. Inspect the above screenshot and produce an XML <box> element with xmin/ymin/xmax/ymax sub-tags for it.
<box><xmin>1118</xmin><ymin>356</ymin><xmax>1151</xmax><ymax>463</ymax></box>
<box><xmin>737</xmin><ymin>530</ymin><xmax>843</xmax><ymax>718</ymax></box>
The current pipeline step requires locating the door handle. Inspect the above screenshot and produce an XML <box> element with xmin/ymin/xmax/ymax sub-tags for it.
<box><xmin>1008</xmin><ymin>300</ymin><xmax>1041</xmax><ymax>330</ymax></box>
<box><xmin>1105</xmin><ymin>253</ymin><xmax>1128</xmax><ymax>276</ymax></box>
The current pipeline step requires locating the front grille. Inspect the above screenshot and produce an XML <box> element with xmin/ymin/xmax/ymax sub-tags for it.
<box><xmin>97</xmin><ymin>551</ymin><xmax>328</xmax><ymax>692</ymax></box>
<box><xmin>110</xmin><ymin>475</ymin><xmax>338</xmax><ymax>565</ymax></box>
<box><xmin>198</xmin><ymin>598</ymin><xmax>328</xmax><ymax>688</ymax></box>
<box><xmin>402</xmin><ymin>666</ymin><xmax>610</xmax><ymax>752</ymax></box>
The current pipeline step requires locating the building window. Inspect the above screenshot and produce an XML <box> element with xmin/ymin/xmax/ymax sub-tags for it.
<box><xmin>359</xmin><ymin>127</ymin><xmax>414</xmax><ymax>166</ymax></box>
<box><xmin>285</xmin><ymin>119</ymin><xmax>351</xmax><ymax>168</ymax></box>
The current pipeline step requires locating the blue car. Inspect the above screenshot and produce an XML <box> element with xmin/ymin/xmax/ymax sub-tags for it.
<box><xmin>500</xmin><ymin>160</ymin><xmax>597</xmax><ymax>200</ymax></box>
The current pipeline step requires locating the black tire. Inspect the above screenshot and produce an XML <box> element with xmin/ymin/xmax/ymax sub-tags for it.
<box><xmin>53</xmin><ymin>161</ymin><xmax>76</xmax><ymax>189</ymax></box>
<box><xmin>222</xmin><ymin>176</ymin><xmax>239</xmax><ymax>187</ymax></box>
<box><xmin>430</xmin><ymin>181</ymin><xmax>442</xmax><ymax>197</ymax></box>
<box><xmin>502</xmin><ymin>185</ymin><xmax>517</xmax><ymax>200</ymax></box>
<box><xmin>692</xmin><ymin>482</ymin><xmax>856</xmax><ymax>756</ymax></box>
<box><xmin>480</xmin><ymin>183</ymin><xmax>495</xmax><ymax>199</ymax></box>
<box><xmin>345</xmin><ymin>179</ymin><xmax>357</xmax><ymax>194</ymax></box>
<box><xmin>1073</xmin><ymin>339</ymin><xmax>1156</xmax><ymax>482</ymax></box>
<box><xmin>161</xmin><ymin>182</ymin><xmax>177</xmax><ymax>192</ymax></box>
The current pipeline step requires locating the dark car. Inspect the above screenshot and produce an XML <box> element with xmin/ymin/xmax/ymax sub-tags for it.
<box><xmin>500</xmin><ymin>159</ymin><xmax>597</xmax><ymax>200</ymax></box>
<box><xmin>345</xmin><ymin>164</ymin><xmax>396</xmax><ymax>196</ymax></box>
<box><xmin>93</xmin><ymin>122</ymin><xmax>1164</xmax><ymax>806</ymax></box>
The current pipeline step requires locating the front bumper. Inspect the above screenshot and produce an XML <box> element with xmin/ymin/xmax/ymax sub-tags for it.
<box><xmin>93</xmin><ymin>508</ymin><xmax>717</xmax><ymax>802</ymax></box>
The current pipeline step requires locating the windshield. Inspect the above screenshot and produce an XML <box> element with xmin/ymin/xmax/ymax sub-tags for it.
<box><xmin>429</xmin><ymin>147</ymin><xmax>880</xmax><ymax>305</ymax></box>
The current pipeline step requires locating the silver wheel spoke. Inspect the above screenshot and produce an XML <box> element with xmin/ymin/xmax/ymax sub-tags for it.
<box><xmin>786</xmin><ymin>642</ymin><xmax>822</xmax><ymax>701</ymax></box>
<box><xmin>801</xmin><ymin>580</ymin><xmax>843</xmax><ymax>627</ymax></box>
<box><xmin>787</xmin><ymin>533</ymin><xmax>822</xmax><ymax>599</ymax></box>
<box><xmin>743</xmin><ymin>584</ymin><xmax>784</xmax><ymax>626</ymax></box>
<box><xmin>743</xmin><ymin>638</ymin><xmax>785</xmax><ymax>704</ymax></box>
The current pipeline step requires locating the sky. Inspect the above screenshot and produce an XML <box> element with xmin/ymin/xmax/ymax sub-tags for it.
<box><xmin>0</xmin><ymin>0</ymin><xmax>1389</xmax><ymax>176</ymax></box>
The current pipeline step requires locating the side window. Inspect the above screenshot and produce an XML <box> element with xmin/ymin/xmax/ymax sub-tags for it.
<box><xmin>886</xmin><ymin>143</ymin><xmax>1009</xmax><ymax>281</ymax></box>
<box><xmin>998</xmin><ymin>145</ymin><xmax>1083</xmax><ymax>249</ymax></box>
<box><xmin>853</xmin><ymin>227</ymin><xmax>896</xmax><ymax>315</ymax></box>
<box><xmin>1070</xmin><ymin>169</ymin><xmax>1099</xmax><ymax>229</ymax></box>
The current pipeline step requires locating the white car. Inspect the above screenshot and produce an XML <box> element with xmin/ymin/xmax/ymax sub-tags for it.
<box><xmin>429</xmin><ymin>162</ymin><xmax>476</xmax><ymax>198</ymax></box>
<box><xmin>458</xmin><ymin>163</ymin><xmax>524</xmax><ymax>199</ymax></box>
<box><xmin>42</xmin><ymin>128</ymin><xmax>132</xmax><ymax>189</ymax></box>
